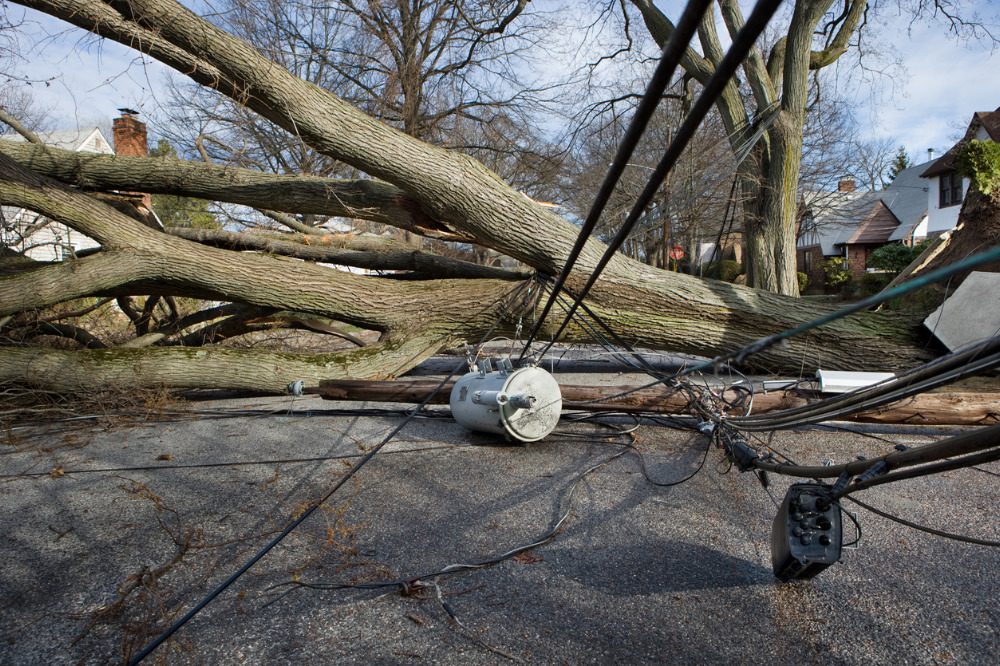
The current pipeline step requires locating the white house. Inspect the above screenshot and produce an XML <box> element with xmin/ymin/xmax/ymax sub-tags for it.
<box><xmin>919</xmin><ymin>105</ymin><xmax>1000</xmax><ymax>235</ymax></box>
<box><xmin>1</xmin><ymin>126</ymin><xmax>113</xmax><ymax>261</ymax></box>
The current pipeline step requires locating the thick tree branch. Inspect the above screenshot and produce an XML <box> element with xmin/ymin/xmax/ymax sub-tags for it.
<box><xmin>3</xmin><ymin>0</ymin><xmax>933</xmax><ymax>375</ymax></box>
<box><xmin>810</xmin><ymin>0</ymin><xmax>866</xmax><ymax>69</ymax></box>
<box><xmin>0</xmin><ymin>107</ymin><xmax>42</xmax><ymax>144</ymax></box>
<box><xmin>0</xmin><ymin>333</ymin><xmax>458</xmax><ymax>392</ymax></box>
<box><xmin>719</xmin><ymin>0</ymin><xmax>776</xmax><ymax>109</ymax></box>
<box><xmin>0</xmin><ymin>140</ymin><xmax>465</xmax><ymax>241</ymax></box>
<box><xmin>165</xmin><ymin>227</ymin><xmax>529</xmax><ymax>280</ymax></box>
<box><xmin>0</xmin><ymin>150</ymin><xmax>522</xmax><ymax>334</ymax></box>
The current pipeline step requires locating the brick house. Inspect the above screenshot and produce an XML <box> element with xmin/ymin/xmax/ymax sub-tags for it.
<box><xmin>796</xmin><ymin>177</ymin><xmax>923</xmax><ymax>286</ymax></box>
<box><xmin>797</xmin><ymin>105</ymin><xmax>1000</xmax><ymax>288</ymax></box>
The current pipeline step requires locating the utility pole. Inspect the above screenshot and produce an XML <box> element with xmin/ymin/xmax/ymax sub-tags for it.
<box><xmin>661</xmin><ymin>129</ymin><xmax>672</xmax><ymax>271</ymax></box>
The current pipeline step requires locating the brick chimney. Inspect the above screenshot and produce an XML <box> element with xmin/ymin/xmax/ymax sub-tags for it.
<box><xmin>112</xmin><ymin>108</ymin><xmax>152</xmax><ymax>209</ymax></box>
<box><xmin>837</xmin><ymin>177</ymin><xmax>856</xmax><ymax>193</ymax></box>
<box><xmin>113</xmin><ymin>108</ymin><xmax>148</xmax><ymax>157</ymax></box>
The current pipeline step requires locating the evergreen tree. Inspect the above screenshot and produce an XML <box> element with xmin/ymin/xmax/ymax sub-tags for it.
<box><xmin>887</xmin><ymin>146</ymin><xmax>912</xmax><ymax>182</ymax></box>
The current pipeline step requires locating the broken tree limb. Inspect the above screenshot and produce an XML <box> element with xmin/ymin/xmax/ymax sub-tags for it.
<box><xmin>310</xmin><ymin>378</ymin><xmax>1000</xmax><ymax>427</ymax></box>
<box><xmin>0</xmin><ymin>140</ymin><xmax>465</xmax><ymax>241</ymax></box>
<box><xmin>0</xmin><ymin>335</ymin><xmax>459</xmax><ymax>393</ymax></box>
<box><xmin>166</xmin><ymin>227</ymin><xmax>530</xmax><ymax>280</ymax></box>
<box><xmin>1</xmin><ymin>0</ymin><xmax>944</xmax><ymax>382</ymax></box>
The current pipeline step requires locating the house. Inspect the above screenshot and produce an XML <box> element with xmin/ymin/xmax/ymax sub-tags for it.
<box><xmin>919</xmin><ymin>105</ymin><xmax>1000</xmax><ymax>235</ymax></box>
<box><xmin>797</xmin><ymin>104</ymin><xmax>1000</xmax><ymax>286</ymax></box>
<box><xmin>1</xmin><ymin>110</ymin><xmax>151</xmax><ymax>261</ymax></box>
<box><xmin>796</xmin><ymin>172</ymin><xmax>929</xmax><ymax>285</ymax></box>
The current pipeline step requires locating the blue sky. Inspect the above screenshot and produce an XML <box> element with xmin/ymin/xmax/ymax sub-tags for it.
<box><xmin>4</xmin><ymin>1</ymin><xmax>999</xmax><ymax>163</ymax></box>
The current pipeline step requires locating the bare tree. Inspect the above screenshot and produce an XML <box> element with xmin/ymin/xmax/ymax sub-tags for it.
<box><xmin>154</xmin><ymin>0</ymin><xmax>563</xmax><ymax>238</ymax></box>
<box><xmin>0</xmin><ymin>0</ymin><xmax>937</xmax><ymax>395</ymax></box>
<box><xmin>622</xmin><ymin>0</ymin><xmax>996</xmax><ymax>295</ymax></box>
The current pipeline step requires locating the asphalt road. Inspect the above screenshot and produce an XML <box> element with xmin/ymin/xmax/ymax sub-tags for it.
<box><xmin>1</xmin><ymin>386</ymin><xmax>997</xmax><ymax>664</ymax></box>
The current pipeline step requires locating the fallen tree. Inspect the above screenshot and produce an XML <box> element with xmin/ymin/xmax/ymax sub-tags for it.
<box><xmin>0</xmin><ymin>0</ymin><xmax>943</xmax><ymax>394</ymax></box>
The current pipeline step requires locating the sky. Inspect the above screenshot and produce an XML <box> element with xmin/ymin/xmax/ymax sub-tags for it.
<box><xmin>3</xmin><ymin>1</ymin><xmax>999</xmax><ymax>165</ymax></box>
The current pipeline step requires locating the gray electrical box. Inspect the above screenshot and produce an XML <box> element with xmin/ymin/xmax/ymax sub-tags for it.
<box><xmin>450</xmin><ymin>364</ymin><xmax>562</xmax><ymax>442</ymax></box>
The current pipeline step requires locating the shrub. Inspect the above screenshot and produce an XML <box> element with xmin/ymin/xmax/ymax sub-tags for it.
<box><xmin>867</xmin><ymin>242</ymin><xmax>925</xmax><ymax>274</ymax></box>
<box><xmin>796</xmin><ymin>271</ymin><xmax>809</xmax><ymax>294</ymax></box>
<box><xmin>702</xmin><ymin>259</ymin><xmax>744</xmax><ymax>283</ymax></box>
<box><xmin>959</xmin><ymin>139</ymin><xmax>1000</xmax><ymax>196</ymax></box>
<box><xmin>860</xmin><ymin>271</ymin><xmax>893</xmax><ymax>296</ymax></box>
<box><xmin>822</xmin><ymin>257</ymin><xmax>851</xmax><ymax>290</ymax></box>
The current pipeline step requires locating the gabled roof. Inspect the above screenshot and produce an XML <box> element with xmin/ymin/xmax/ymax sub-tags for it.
<box><xmin>798</xmin><ymin>190</ymin><xmax>882</xmax><ymax>255</ymax></box>
<box><xmin>1</xmin><ymin>127</ymin><xmax>113</xmax><ymax>154</ymax></box>
<box><xmin>800</xmin><ymin>161</ymin><xmax>935</xmax><ymax>252</ymax></box>
<box><xmin>882</xmin><ymin>159</ymin><xmax>931</xmax><ymax>241</ymax></box>
<box><xmin>847</xmin><ymin>200</ymin><xmax>900</xmax><ymax>244</ymax></box>
<box><xmin>921</xmin><ymin>105</ymin><xmax>1000</xmax><ymax>178</ymax></box>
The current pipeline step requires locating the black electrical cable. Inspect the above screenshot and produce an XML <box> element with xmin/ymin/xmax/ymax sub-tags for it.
<box><xmin>628</xmin><ymin>432</ymin><xmax>714</xmax><ymax>487</ymax></box>
<box><xmin>552</xmin><ymin>243</ymin><xmax>1000</xmax><ymax>412</ymax></box>
<box><xmin>531</xmin><ymin>0</ymin><xmax>785</xmax><ymax>362</ymax></box>
<box><xmin>127</xmin><ymin>367</ymin><xmax>463</xmax><ymax>665</ymax></box>
<box><xmin>746</xmin><ymin>422</ymin><xmax>1000</xmax><ymax>480</ymax></box>
<box><xmin>731</xmin><ymin>335</ymin><xmax>1000</xmax><ymax>430</ymax></box>
<box><xmin>734</xmin><ymin>350</ymin><xmax>1000</xmax><ymax>430</ymax></box>
<box><xmin>520</xmin><ymin>0</ymin><xmax>714</xmax><ymax>357</ymax></box>
<box><xmin>127</xmin><ymin>278</ymin><xmax>534</xmax><ymax>664</ymax></box>
<box><xmin>545</xmin><ymin>285</ymin><xmax>727</xmax><ymax>425</ymax></box>
<box><xmin>833</xmin><ymin>447</ymin><xmax>1000</xmax><ymax>498</ymax></box>
<box><xmin>839</xmin><ymin>502</ymin><xmax>863</xmax><ymax>547</ymax></box>
<box><xmin>0</xmin><ymin>445</ymin><xmax>455</xmax><ymax>479</ymax></box>
<box><xmin>844</xmin><ymin>496</ymin><xmax>1000</xmax><ymax>547</ymax></box>
<box><xmin>263</xmin><ymin>447</ymin><xmax>631</xmax><ymax>604</ymax></box>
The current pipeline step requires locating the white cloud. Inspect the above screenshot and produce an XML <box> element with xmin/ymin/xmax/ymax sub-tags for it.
<box><xmin>864</xmin><ymin>14</ymin><xmax>1000</xmax><ymax>158</ymax></box>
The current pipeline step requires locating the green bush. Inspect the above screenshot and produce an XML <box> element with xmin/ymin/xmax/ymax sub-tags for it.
<box><xmin>702</xmin><ymin>259</ymin><xmax>744</xmax><ymax>282</ymax></box>
<box><xmin>860</xmin><ymin>271</ymin><xmax>893</xmax><ymax>296</ymax></box>
<box><xmin>822</xmin><ymin>257</ymin><xmax>851</xmax><ymax>290</ymax></box>
<box><xmin>867</xmin><ymin>242</ymin><xmax>925</xmax><ymax>274</ymax></box>
<box><xmin>796</xmin><ymin>271</ymin><xmax>809</xmax><ymax>294</ymax></box>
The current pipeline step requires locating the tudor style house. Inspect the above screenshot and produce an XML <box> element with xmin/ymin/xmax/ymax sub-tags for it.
<box><xmin>797</xmin><ymin>105</ymin><xmax>999</xmax><ymax>287</ymax></box>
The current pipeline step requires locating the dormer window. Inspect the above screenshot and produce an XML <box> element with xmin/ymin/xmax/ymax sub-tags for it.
<box><xmin>939</xmin><ymin>171</ymin><xmax>963</xmax><ymax>208</ymax></box>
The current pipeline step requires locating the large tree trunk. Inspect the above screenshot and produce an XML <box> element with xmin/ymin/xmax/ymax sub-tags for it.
<box><xmin>631</xmin><ymin>0</ymin><xmax>863</xmax><ymax>295</ymax></box>
<box><xmin>0</xmin><ymin>0</ymin><xmax>930</xmax><ymax>394</ymax></box>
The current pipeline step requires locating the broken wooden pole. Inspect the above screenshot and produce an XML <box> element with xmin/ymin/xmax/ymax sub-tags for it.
<box><xmin>309</xmin><ymin>379</ymin><xmax>1000</xmax><ymax>427</ymax></box>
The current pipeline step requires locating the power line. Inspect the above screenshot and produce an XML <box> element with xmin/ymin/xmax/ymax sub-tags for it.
<box><xmin>128</xmin><ymin>280</ymin><xmax>533</xmax><ymax>664</ymax></box>
<box><xmin>529</xmin><ymin>0</ymin><xmax>785</xmax><ymax>362</ymax></box>
<box><xmin>519</xmin><ymin>0</ymin><xmax>714</xmax><ymax>356</ymax></box>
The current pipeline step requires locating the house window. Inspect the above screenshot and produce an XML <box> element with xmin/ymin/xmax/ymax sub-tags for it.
<box><xmin>939</xmin><ymin>171</ymin><xmax>963</xmax><ymax>208</ymax></box>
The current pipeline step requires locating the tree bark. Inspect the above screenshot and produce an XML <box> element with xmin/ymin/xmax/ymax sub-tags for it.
<box><xmin>0</xmin><ymin>334</ymin><xmax>456</xmax><ymax>393</ymax></box>
<box><xmin>164</xmin><ymin>227</ymin><xmax>529</xmax><ymax>280</ymax></box>
<box><xmin>631</xmin><ymin>0</ymin><xmax>861</xmax><ymax>295</ymax></box>
<box><xmin>0</xmin><ymin>0</ymin><xmax>934</xmax><ymax>394</ymax></box>
<box><xmin>0</xmin><ymin>140</ymin><xmax>463</xmax><ymax>241</ymax></box>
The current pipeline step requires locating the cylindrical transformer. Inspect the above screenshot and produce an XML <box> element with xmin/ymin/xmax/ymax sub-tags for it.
<box><xmin>449</xmin><ymin>365</ymin><xmax>562</xmax><ymax>442</ymax></box>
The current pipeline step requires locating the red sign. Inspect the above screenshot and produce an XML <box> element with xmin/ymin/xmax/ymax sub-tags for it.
<box><xmin>668</xmin><ymin>245</ymin><xmax>685</xmax><ymax>260</ymax></box>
